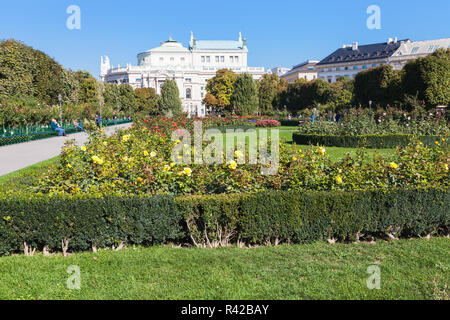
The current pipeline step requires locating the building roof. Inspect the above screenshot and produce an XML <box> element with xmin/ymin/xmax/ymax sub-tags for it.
<box><xmin>144</xmin><ymin>37</ymin><xmax>190</xmax><ymax>53</ymax></box>
<box><xmin>392</xmin><ymin>38</ymin><xmax>450</xmax><ymax>57</ymax></box>
<box><xmin>317</xmin><ymin>40</ymin><xmax>408</xmax><ymax>66</ymax></box>
<box><xmin>282</xmin><ymin>60</ymin><xmax>319</xmax><ymax>76</ymax></box>
<box><xmin>192</xmin><ymin>40</ymin><xmax>244</xmax><ymax>50</ymax></box>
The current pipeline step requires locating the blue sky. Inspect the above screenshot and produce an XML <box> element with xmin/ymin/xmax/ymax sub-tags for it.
<box><xmin>1</xmin><ymin>0</ymin><xmax>449</xmax><ymax>78</ymax></box>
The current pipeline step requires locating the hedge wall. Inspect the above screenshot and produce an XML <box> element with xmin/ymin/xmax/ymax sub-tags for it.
<box><xmin>292</xmin><ymin>133</ymin><xmax>448</xmax><ymax>148</ymax></box>
<box><xmin>0</xmin><ymin>195</ymin><xmax>183</xmax><ymax>256</ymax></box>
<box><xmin>1</xmin><ymin>189</ymin><xmax>448</xmax><ymax>256</ymax></box>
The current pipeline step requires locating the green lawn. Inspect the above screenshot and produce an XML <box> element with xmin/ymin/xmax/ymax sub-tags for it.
<box><xmin>227</xmin><ymin>128</ymin><xmax>395</xmax><ymax>161</ymax></box>
<box><xmin>0</xmin><ymin>238</ymin><xmax>448</xmax><ymax>300</ymax></box>
<box><xmin>0</xmin><ymin>156</ymin><xmax>60</xmax><ymax>192</ymax></box>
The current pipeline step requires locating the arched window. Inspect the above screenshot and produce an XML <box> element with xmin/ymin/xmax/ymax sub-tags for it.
<box><xmin>186</xmin><ymin>88</ymin><xmax>192</xmax><ymax>99</ymax></box>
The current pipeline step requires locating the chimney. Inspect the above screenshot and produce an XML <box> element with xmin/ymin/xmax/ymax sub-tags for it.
<box><xmin>352</xmin><ymin>42</ymin><xmax>358</xmax><ymax>50</ymax></box>
<box><xmin>387</xmin><ymin>38</ymin><xmax>393</xmax><ymax>44</ymax></box>
<box><xmin>394</xmin><ymin>37</ymin><xmax>398</xmax><ymax>43</ymax></box>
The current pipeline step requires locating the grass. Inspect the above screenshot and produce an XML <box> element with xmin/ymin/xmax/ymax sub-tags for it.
<box><xmin>0</xmin><ymin>238</ymin><xmax>448</xmax><ymax>300</ymax></box>
<box><xmin>0</xmin><ymin>156</ymin><xmax>59</xmax><ymax>192</ymax></box>
<box><xmin>227</xmin><ymin>128</ymin><xmax>395</xmax><ymax>162</ymax></box>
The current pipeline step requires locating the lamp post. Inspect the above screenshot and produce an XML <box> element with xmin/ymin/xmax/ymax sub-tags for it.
<box><xmin>58</xmin><ymin>94</ymin><xmax>63</xmax><ymax>127</ymax></box>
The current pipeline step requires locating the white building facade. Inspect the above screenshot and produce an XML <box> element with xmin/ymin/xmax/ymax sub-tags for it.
<box><xmin>100</xmin><ymin>32</ymin><xmax>265</xmax><ymax>116</ymax></box>
<box><xmin>316</xmin><ymin>37</ymin><xmax>450</xmax><ymax>83</ymax></box>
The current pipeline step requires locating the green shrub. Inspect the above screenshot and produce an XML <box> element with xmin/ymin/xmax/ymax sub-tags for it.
<box><xmin>1</xmin><ymin>189</ymin><xmax>448</xmax><ymax>256</ymax></box>
<box><xmin>292</xmin><ymin>133</ymin><xmax>448</xmax><ymax>148</ymax></box>
<box><xmin>0</xmin><ymin>195</ymin><xmax>182</xmax><ymax>256</ymax></box>
<box><xmin>176</xmin><ymin>189</ymin><xmax>449</xmax><ymax>247</ymax></box>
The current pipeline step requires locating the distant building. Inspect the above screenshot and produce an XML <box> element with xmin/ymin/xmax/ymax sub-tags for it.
<box><xmin>100</xmin><ymin>32</ymin><xmax>265</xmax><ymax>117</ymax></box>
<box><xmin>281</xmin><ymin>60</ymin><xmax>319</xmax><ymax>83</ymax></box>
<box><xmin>316</xmin><ymin>37</ymin><xmax>450</xmax><ymax>83</ymax></box>
<box><xmin>267</xmin><ymin>67</ymin><xmax>291</xmax><ymax>77</ymax></box>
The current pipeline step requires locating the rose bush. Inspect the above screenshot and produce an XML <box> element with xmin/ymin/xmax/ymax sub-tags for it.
<box><xmin>298</xmin><ymin>107</ymin><xmax>449</xmax><ymax>136</ymax></box>
<box><xmin>34</xmin><ymin>119</ymin><xmax>449</xmax><ymax>197</ymax></box>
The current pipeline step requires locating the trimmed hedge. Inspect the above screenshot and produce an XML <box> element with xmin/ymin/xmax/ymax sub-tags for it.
<box><xmin>0</xmin><ymin>195</ymin><xmax>183</xmax><ymax>256</ymax></box>
<box><xmin>177</xmin><ymin>190</ymin><xmax>449</xmax><ymax>246</ymax></box>
<box><xmin>279</xmin><ymin>120</ymin><xmax>300</xmax><ymax>127</ymax></box>
<box><xmin>1</xmin><ymin>189</ymin><xmax>447</xmax><ymax>255</ymax></box>
<box><xmin>292</xmin><ymin>133</ymin><xmax>448</xmax><ymax>148</ymax></box>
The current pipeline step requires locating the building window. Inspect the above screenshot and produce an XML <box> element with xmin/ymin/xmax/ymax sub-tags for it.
<box><xmin>230</xmin><ymin>56</ymin><xmax>234</xmax><ymax>63</ymax></box>
<box><xmin>201</xmin><ymin>56</ymin><xmax>205</xmax><ymax>63</ymax></box>
<box><xmin>159</xmin><ymin>57</ymin><xmax>164</xmax><ymax>61</ymax></box>
<box><xmin>186</xmin><ymin>88</ymin><xmax>192</xmax><ymax>99</ymax></box>
<box><xmin>185</xmin><ymin>78</ymin><xmax>192</xmax><ymax>82</ymax></box>
<box><xmin>181</xmin><ymin>57</ymin><xmax>185</xmax><ymax>62</ymax></box>
<box><xmin>353</xmin><ymin>66</ymin><xmax>358</xmax><ymax>70</ymax></box>
<box><xmin>235</xmin><ymin>56</ymin><xmax>239</xmax><ymax>62</ymax></box>
<box><xmin>215</xmin><ymin>56</ymin><xmax>219</xmax><ymax>62</ymax></box>
<box><xmin>220</xmin><ymin>56</ymin><xmax>224</xmax><ymax>62</ymax></box>
<box><xmin>206</xmin><ymin>56</ymin><xmax>210</xmax><ymax>63</ymax></box>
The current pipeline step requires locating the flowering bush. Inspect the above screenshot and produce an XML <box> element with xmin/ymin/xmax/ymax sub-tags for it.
<box><xmin>255</xmin><ymin>120</ymin><xmax>281</xmax><ymax>127</ymax></box>
<box><xmin>298</xmin><ymin>107</ymin><xmax>449</xmax><ymax>136</ymax></box>
<box><xmin>34</xmin><ymin>121</ymin><xmax>449</xmax><ymax>197</ymax></box>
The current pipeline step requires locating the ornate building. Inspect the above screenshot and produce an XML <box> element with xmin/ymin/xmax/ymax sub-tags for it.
<box><xmin>316</xmin><ymin>37</ymin><xmax>450</xmax><ymax>83</ymax></box>
<box><xmin>100</xmin><ymin>32</ymin><xmax>265</xmax><ymax>116</ymax></box>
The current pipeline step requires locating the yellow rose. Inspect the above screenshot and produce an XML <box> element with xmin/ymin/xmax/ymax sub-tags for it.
<box><xmin>335</xmin><ymin>176</ymin><xmax>343</xmax><ymax>184</ymax></box>
<box><xmin>170</xmin><ymin>162</ymin><xmax>176</xmax><ymax>168</ymax></box>
<box><xmin>103</xmin><ymin>142</ymin><xmax>108</xmax><ymax>146</ymax></box>
<box><xmin>183</xmin><ymin>168</ymin><xmax>192</xmax><ymax>176</ymax></box>
<box><xmin>122</xmin><ymin>135</ymin><xmax>131</xmax><ymax>142</ymax></box>
<box><xmin>81</xmin><ymin>145</ymin><xmax>87</xmax><ymax>151</ymax></box>
<box><xmin>444</xmin><ymin>164</ymin><xmax>449</xmax><ymax>171</ymax></box>
<box><xmin>150</xmin><ymin>151</ymin><xmax>157</xmax><ymax>158</ymax></box>
<box><xmin>292</xmin><ymin>157</ymin><xmax>298</xmax><ymax>161</ymax></box>
<box><xmin>318</xmin><ymin>147</ymin><xmax>326</xmax><ymax>155</ymax></box>
<box><xmin>92</xmin><ymin>156</ymin><xmax>104</xmax><ymax>165</ymax></box>
<box><xmin>235</xmin><ymin>151</ymin><xmax>243</xmax><ymax>158</ymax></box>
<box><xmin>143</xmin><ymin>151</ymin><xmax>149</xmax><ymax>157</ymax></box>
<box><xmin>228</xmin><ymin>161</ymin><xmax>237</xmax><ymax>170</ymax></box>
<box><xmin>163</xmin><ymin>165</ymin><xmax>171</xmax><ymax>172</ymax></box>
<box><xmin>66</xmin><ymin>164</ymin><xmax>73</xmax><ymax>169</ymax></box>
<box><xmin>390</xmin><ymin>162</ymin><xmax>398</xmax><ymax>169</ymax></box>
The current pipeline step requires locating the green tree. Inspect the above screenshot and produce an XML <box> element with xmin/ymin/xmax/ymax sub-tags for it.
<box><xmin>204</xmin><ymin>69</ymin><xmax>237</xmax><ymax>113</ymax></box>
<box><xmin>118</xmin><ymin>84</ymin><xmax>137</xmax><ymax>115</ymax></box>
<box><xmin>258</xmin><ymin>74</ymin><xmax>288</xmax><ymax>114</ymax></box>
<box><xmin>0</xmin><ymin>39</ymin><xmax>71</xmax><ymax>105</ymax></box>
<box><xmin>402</xmin><ymin>48</ymin><xmax>450</xmax><ymax>108</ymax></box>
<box><xmin>354</xmin><ymin>65</ymin><xmax>402</xmax><ymax>106</ymax></box>
<box><xmin>230</xmin><ymin>73</ymin><xmax>259</xmax><ymax>116</ymax></box>
<box><xmin>134</xmin><ymin>87</ymin><xmax>159</xmax><ymax>115</ymax></box>
<box><xmin>158</xmin><ymin>79</ymin><xmax>182</xmax><ymax>115</ymax></box>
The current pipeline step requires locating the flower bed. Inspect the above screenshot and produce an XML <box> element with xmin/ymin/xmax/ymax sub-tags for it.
<box><xmin>255</xmin><ymin>120</ymin><xmax>281</xmax><ymax>127</ymax></box>
<box><xmin>33</xmin><ymin>122</ymin><xmax>449</xmax><ymax>196</ymax></box>
<box><xmin>293</xmin><ymin>133</ymin><xmax>449</xmax><ymax>149</ymax></box>
<box><xmin>0</xmin><ymin>189</ymin><xmax>448</xmax><ymax>255</ymax></box>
